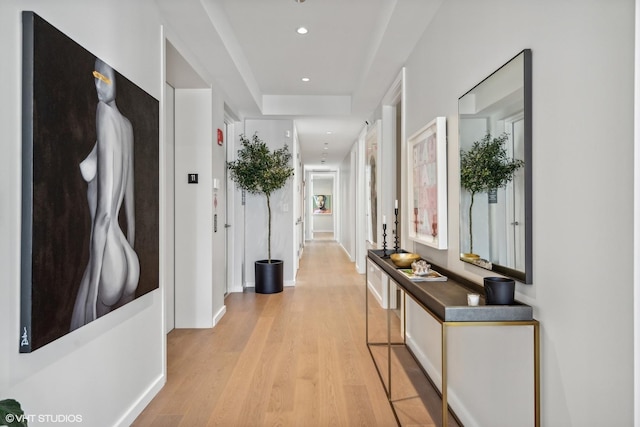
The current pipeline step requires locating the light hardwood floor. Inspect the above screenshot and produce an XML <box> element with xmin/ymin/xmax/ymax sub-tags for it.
<box><xmin>132</xmin><ymin>240</ymin><xmax>445</xmax><ymax>427</ymax></box>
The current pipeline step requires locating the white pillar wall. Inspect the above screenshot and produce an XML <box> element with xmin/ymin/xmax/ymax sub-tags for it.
<box><xmin>174</xmin><ymin>88</ymin><xmax>213</xmax><ymax>328</ymax></box>
<box><xmin>634</xmin><ymin>1</ymin><xmax>640</xmax><ymax>424</ymax></box>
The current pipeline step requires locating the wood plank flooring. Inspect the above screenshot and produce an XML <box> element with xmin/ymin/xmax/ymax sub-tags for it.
<box><xmin>132</xmin><ymin>240</ymin><xmax>445</xmax><ymax>427</ymax></box>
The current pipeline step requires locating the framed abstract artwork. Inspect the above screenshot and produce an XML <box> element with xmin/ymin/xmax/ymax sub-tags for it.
<box><xmin>365</xmin><ymin>121</ymin><xmax>380</xmax><ymax>244</ymax></box>
<box><xmin>20</xmin><ymin>12</ymin><xmax>159</xmax><ymax>352</ymax></box>
<box><xmin>407</xmin><ymin>117</ymin><xmax>448</xmax><ymax>249</ymax></box>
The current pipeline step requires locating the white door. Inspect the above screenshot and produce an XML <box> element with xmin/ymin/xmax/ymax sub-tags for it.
<box><xmin>511</xmin><ymin>119</ymin><xmax>526</xmax><ymax>271</ymax></box>
<box><xmin>504</xmin><ymin>117</ymin><xmax>525</xmax><ymax>271</ymax></box>
<box><xmin>223</xmin><ymin>120</ymin><xmax>231</xmax><ymax>296</ymax></box>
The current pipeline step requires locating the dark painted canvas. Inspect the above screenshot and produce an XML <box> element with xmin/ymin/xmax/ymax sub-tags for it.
<box><xmin>20</xmin><ymin>12</ymin><xmax>159</xmax><ymax>352</ymax></box>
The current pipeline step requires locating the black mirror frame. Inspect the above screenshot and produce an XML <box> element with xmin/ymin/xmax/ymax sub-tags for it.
<box><xmin>458</xmin><ymin>49</ymin><xmax>533</xmax><ymax>284</ymax></box>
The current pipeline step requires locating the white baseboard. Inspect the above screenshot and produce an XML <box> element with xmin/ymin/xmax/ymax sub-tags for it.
<box><xmin>241</xmin><ymin>281</ymin><xmax>295</xmax><ymax>289</ymax></box>
<box><xmin>339</xmin><ymin>242</ymin><xmax>355</xmax><ymax>261</ymax></box>
<box><xmin>367</xmin><ymin>281</ymin><xmax>383</xmax><ymax>307</ymax></box>
<box><xmin>114</xmin><ymin>373</ymin><xmax>165</xmax><ymax>427</ymax></box>
<box><xmin>213</xmin><ymin>304</ymin><xmax>226</xmax><ymax>325</ymax></box>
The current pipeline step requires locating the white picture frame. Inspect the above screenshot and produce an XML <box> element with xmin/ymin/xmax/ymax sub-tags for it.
<box><xmin>407</xmin><ymin>116</ymin><xmax>448</xmax><ymax>249</ymax></box>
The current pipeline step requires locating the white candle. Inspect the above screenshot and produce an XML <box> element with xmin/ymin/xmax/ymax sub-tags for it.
<box><xmin>467</xmin><ymin>293</ymin><xmax>480</xmax><ymax>306</ymax></box>
<box><xmin>383</xmin><ymin>215</ymin><xmax>386</xmax><ymax>224</ymax></box>
<box><xmin>395</xmin><ymin>200</ymin><xmax>398</xmax><ymax>209</ymax></box>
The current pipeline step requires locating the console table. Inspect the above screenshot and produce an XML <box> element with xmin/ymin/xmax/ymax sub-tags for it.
<box><xmin>366</xmin><ymin>249</ymin><xmax>540</xmax><ymax>427</ymax></box>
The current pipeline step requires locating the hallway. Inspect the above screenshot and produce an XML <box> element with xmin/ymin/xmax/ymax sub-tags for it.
<box><xmin>133</xmin><ymin>240</ymin><xmax>399</xmax><ymax>426</ymax></box>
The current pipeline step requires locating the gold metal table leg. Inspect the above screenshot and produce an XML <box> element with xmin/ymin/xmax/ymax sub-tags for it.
<box><xmin>442</xmin><ymin>323</ymin><xmax>448</xmax><ymax>427</ymax></box>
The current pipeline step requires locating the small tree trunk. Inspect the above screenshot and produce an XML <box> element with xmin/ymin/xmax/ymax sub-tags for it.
<box><xmin>469</xmin><ymin>193</ymin><xmax>475</xmax><ymax>254</ymax></box>
<box><xmin>266</xmin><ymin>195</ymin><xmax>272</xmax><ymax>263</ymax></box>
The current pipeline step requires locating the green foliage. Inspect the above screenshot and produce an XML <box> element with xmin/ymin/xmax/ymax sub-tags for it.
<box><xmin>0</xmin><ymin>399</ymin><xmax>27</xmax><ymax>427</ymax></box>
<box><xmin>460</xmin><ymin>132</ymin><xmax>524</xmax><ymax>253</ymax></box>
<box><xmin>227</xmin><ymin>133</ymin><xmax>294</xmax><ymax>262</ymax></box>
<box><xmin>227</xmin><ymin>133</ymin><xmax>294</xmax><ymax>197</ymax></box>
<box><xmin>460</xmin><ymin>132</ymin><xmax>524</xmax><ymax>196</ymax></box>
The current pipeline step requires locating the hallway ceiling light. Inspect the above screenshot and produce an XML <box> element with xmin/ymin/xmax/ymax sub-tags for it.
<box><xmin>301</xmin><ymin>77</ymin><xmax>310</xmax><ymax>82</ymax></box>
<box><xmin>296</xmin><ymin>27</ymin><xmax>308</xmax><ymax>35</ymax></box>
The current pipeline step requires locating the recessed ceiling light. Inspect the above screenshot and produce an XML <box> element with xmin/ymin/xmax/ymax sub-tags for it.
<box><xmin>296</xmin><ymin>27</ymin><xmax>308</xmax><ymax>35</ymax></box>
<box><xmin>326</xmin><ymin>131</ymin><xmax>332</xmax><ymax>135</ymax></box>
<box><xmin>323</xmin><ymin>147</ymin><xmax>328</xmax><ymax>150</ymax></box>
<box><xmin>295</xmin><ymin>0</ymin><xmax>305</xmax><ymax>3</ymax></box>
<box><xmin>301</xmin><ymin>77</ymin><xmax>310</xmax><ymax>82</ymax></box>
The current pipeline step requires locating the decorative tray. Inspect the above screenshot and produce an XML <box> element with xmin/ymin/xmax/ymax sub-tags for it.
<box><xmin>398</xmin><ymin>269</ymin><xmax>447</xmax><ymax>282</ymax></box>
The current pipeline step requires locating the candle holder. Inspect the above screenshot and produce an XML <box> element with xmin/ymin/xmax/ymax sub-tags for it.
<box><xmin>394</xmin><ymin>207</ymin><xmax>399</xmax><ymax>253</ymax></box>
<box><xmin>382</xmin><ymin>223</ymin><xmax>388</xmax><ymax>257</ymax></box>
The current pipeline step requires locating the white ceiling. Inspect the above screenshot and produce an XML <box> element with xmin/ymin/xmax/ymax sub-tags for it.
<box><xmin>157</xmin><ymin>0</ymin><xmax>443</xmax><ymax>168</ymax></box>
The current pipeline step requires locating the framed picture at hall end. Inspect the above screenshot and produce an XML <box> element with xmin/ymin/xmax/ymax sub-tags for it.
<box><xmin>313</xmin><ymin>194</ymin><xmax>332</xmax><ymax>215</ymax></box>
<box><xmin>407</xmin><ymin>116</ymin><xmax>448</xmax><ymax>249</ymax></box>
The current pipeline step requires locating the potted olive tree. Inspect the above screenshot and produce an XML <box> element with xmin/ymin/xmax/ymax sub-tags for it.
<box><xmin>227</xmin><ymin>133</ymin><xmax>294</xmax><ymax>294</ymax></box>
<box><xmin>460</xmin><ymin>132</ymin><xmax>524</xmax><ymax>255</ymax></box>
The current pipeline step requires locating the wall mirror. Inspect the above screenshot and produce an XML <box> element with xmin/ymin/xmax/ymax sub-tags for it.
<box><xmin>458</xmin><ymin>49</ymin><xmax>532</xmax><ymax>283</ymax></box>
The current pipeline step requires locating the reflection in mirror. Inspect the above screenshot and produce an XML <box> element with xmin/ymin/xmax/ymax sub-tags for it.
<box><xmin>458</xmin><ymin>49</ymin><xmax>532</xmax><ymax>283</ymax></box>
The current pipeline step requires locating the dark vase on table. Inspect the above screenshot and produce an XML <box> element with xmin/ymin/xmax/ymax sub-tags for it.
<box><xmin>484</xmin><ymin>277</ymin><xmax>515</xmax><ymax>305</ymax></box>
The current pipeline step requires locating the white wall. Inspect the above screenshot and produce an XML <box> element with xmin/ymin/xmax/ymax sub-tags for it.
<box><xmin>166</xmin><ymin>29</ymin><xmax>227</xmax><ymax>326</ymax></box>
<box><xmin>293</xmin><ymin>128</ymin><xmax>304</xmax><ymax>269</ymax></box>
<box><xmin>243</xmin><ymin>119</ymin><xmax>296</xmax><ymax>287</ymax></box>
<box><xmin>210</xmin><ymin>90</ymin><xmax>227</xmax><ymax>323</ymax></box>
<box><xmin>311</xmin><ymin>176</ymin><xmax>334</xmax><ymax>233</ymax></box>
<box><xmin>174</xmin><ymin>89</ymin><xmax>214</xmax><ymax>328</ymax></box>
<box><xmin>635</xmin><ymin>1</ymin><xmax>640</xmax><ymax>424</ymax></box>
<box><xmin>399</xmin><ymin>1</ymin><xmax>634</xmax><ymax>425</ymax></box>
<box><xmin>164</xmin><ymin>83</ymin><xmax>175</xmax><ymax>333</ymax></box>
<box><xmin>338</xmin><ymin>148</ymin><xmax>356</xmax><ymax>260</ymax></box>
<box><xmin>228</xmin><ymin>120</ymin><xmax>246</xmax><ymax>293</ymax></box>
<box><xmin>355</xmin><ymin>127</ymin><xmax>368</xmax><ymax>274</ymax></box>
<box><xmin>0</xmin><ymin>1</ymin><xmax>165</xmax><ymax>425</ymax></box>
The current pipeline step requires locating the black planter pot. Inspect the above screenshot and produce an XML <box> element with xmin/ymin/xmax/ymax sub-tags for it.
<box><xmin>255</xmin><ymin>260</ymin><xmax>284</xmax><ymax>294</ymax></box>
<box><xmin>484</xmin><ymin>277</ymin><xmax>515</xmax><ymax>305</ymax></box>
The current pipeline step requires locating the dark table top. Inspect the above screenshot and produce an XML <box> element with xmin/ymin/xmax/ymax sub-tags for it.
<box><xmin>367</xmin><ymin>250</ymin><xmax>534</xmax><ymax>322</ymax></box>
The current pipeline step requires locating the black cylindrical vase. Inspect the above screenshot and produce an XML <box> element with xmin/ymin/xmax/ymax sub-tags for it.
<box><xmin>484</xmin><ymin>277</ymin><xmax>515</xmax><ymax>305</ymax></box>
<box><xmin>255</xmin><ymin>260</ymin><xmax>284</xmax><ymax>294</ymax></box>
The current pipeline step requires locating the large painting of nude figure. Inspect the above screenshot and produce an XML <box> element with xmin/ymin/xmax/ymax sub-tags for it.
<box><xmin>20</xmin><ymin>12</ymin><xmax>159</xmax><ymax>352</ymax></box>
